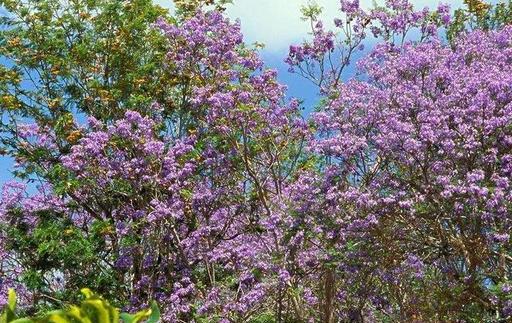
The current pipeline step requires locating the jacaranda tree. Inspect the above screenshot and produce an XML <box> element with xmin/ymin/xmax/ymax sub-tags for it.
<box><xmin>283</xmin><ymin>0</ymin><xmax>512</xmax><ymax>321</ymax></box>
<box><xmin>1</xmin><ymin>0</ymin><xmax>511</xmax><ymax>322</ymax></box>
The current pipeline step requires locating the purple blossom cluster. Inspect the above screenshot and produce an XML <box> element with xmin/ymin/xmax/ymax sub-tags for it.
<box><xmin>292</xmin><ymin>23</ymin><xmax>512</xmax><ymax>319</ymax></box>
<box><xmin>286</xmin><ymin>0</ymin><xmax>453</xmax><ymax>90</ymax></box>
<box><xmin>1</xmin><ymin>1</ymin><xmax>512</xmax><ymax>321</ymax></box>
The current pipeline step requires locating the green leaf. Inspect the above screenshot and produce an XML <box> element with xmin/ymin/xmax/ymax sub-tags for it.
<box><xmin>9</xmin><ymin>319</ymin><xmax>34</xmax><ymax>323</ymax></box>
<box><xmin>119</xmin><ymin>313</ymin><xmax>135</xmax><ymax>323</ymax></box>
<box><xmin>146</xmin><ymin>302</ymin><xmax>160</xmax><ymax>323</ymax></box>
<box><xmin>7</xmin><ymin>289</ymin><xmax>16</xmax><ymax>312</ymax></box>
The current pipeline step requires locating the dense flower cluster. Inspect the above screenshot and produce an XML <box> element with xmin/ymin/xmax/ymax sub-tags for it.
<box><xmin>286</xmin><ymin>0</ymin><xmax>453</xmax><ymax>90</ymax></box>
<box><xmin>1</xmin><ymin>0</ymin><xmax>511</xmax><ymax>321</ymax></box>
<box><xmin>293</xmin><ymin>24</ymin><xmax>512</xmax><ymax>320</ymax></box>
<box><xmin>2</xmin><ymin>8</ymin><xmax>304</xmax><ymax>322</ymax></box>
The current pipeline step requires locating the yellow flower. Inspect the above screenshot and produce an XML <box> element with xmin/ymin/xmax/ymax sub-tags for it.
<box><xmin>79</xmin><ymin>12</ymin><xmax>91</xmax><ymax>19</ymax></box>
<box><xmin>7</xmin><ymin>37</ymin><xmax>21</xmax><ymax>47</ymax></box>
<box><xmin>464</xmin><ymin>0</ymin><xmax>491</xmax><ymax>16</ymax></box>
<box><xmin>66</xmin><ymin>130</ymin><xmax>82</xmax><ymax>144</ymax></box>
<box><xmin>9</xmin><ymin>71</ymin><xmax>21</xmax><ymax>83</ymax></box>
<box><xmin>48</xmin><ymin>98</ymin><xmax>61</xmax><ymax>109</ymax></box>
<box><xmin>1</xmin><ymin>95</ymin><xmax>21</xmax><ymax>109</ymax></box>
<box><xmin>101</xmin><ymin>225</ymin><xmax>114</xmax><ymax>235</ymax></box>
<box><xmin>51</xmin><ymin>65</ymin><xmax>61</xmax><ymax>76</ymax></box>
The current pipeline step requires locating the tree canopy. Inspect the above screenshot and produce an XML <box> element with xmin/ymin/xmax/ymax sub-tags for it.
<box><xmin>1</xmin><ymin>0</ymin><xmax>511</xmax><ymax>321</ymax></box>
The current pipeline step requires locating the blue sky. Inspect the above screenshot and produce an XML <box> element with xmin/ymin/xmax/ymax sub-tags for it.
<box><xmin>0</xmin><ymin>0</ymin><xmax>467</xmax><ymax>187</ymax></box>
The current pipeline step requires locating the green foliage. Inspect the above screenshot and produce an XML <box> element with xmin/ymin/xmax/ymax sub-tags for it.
<box><xmin>0</xmin><ymin>289</ymin><xmax>159</xmax><ymax>323</ymax></box>
<box><xmin>0</xmin><ymin>0</ymin><xmax>174</xmax><ymax>141</ymax></box>
<box><xmin>248</xmin><ymin>312</ymin><xmax>275</xmax><ymax>323</ymax></box>
<box><xmin>0</xmin><ymin>211</ymin><xmax>125</xmax><ymax>310</ymax></box>
<box><xmin>0</xmin><ymin>8</ymin><xmax>174</xmax><ymax>251</ymax></box>
<box><xmin>0</xmin><ymin>0</ymin><xmax>180</xmax><ymax>312</ymax></box>
<box><xmin>300</xmin><ymin>2</ymin><xmax>323</xmax><ymax>22</ymax></box>
<box><xmin>447</xmin><ymin>0</ymin><xmax>512</xmax><ymax>43</ymax></box>
<box><xmin>174</xmin><ymin>0</ymin><xmax>233</xmax><ymax>16</ymax></box>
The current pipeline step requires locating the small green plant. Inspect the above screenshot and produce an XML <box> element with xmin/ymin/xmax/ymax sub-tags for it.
<box><xmin>0</xmin><ymin>289</ymin><xmax>159</xmax><ymax>323</ymax></box>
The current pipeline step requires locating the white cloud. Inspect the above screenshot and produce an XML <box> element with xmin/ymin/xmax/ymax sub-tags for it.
<box><xmin>155</xmin><ymin>0</ymin><xmax>465</xmax><ymax>52</ymax></box>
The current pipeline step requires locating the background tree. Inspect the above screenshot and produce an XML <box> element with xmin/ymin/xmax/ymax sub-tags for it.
<box><xmin>0</xmin><ymin>0</ymin><xmax>176</xmax><ymax>311</ymax></box>
<box><xmin>447</xmin><ymin>0</ymin><xmax>512</xmax><ymax>42</ymax></box>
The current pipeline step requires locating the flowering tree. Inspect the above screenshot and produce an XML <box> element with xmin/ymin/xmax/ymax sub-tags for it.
<box><xmin>1</xmin><ymin>0</ymin><xmax>512</xmax><ymax>322</ymax></box>
<box><xmin>283</xmin><ymin>0</ymin><xmax>512</xmax><ymax>321</ymax></box>
<box><xmin>0</xmin><ymin>0</ymin><xmax>175</xmax><ymax>311</ymax></box>
<box><xmin>1</xmin><ymin>1</ymin><xmax>305</xmax><ymax>321</ymax></box>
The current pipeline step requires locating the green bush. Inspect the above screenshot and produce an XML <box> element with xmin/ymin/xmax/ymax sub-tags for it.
<box><xmin>0</xmin><ymin>289</ymin><xmax>159</xmax><ymax>323</ymax></box>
